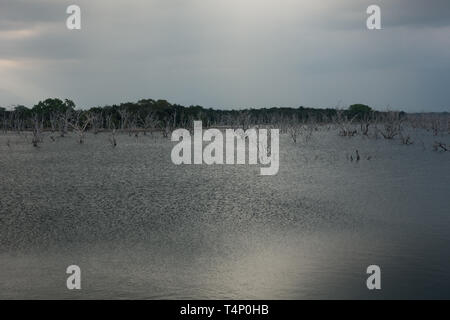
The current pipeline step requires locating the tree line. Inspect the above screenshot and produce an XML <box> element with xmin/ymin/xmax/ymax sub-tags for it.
<box><xmin>1</xmin><ymin>98</ymin><xmax>390</xmax><ymax>135</ymax></box>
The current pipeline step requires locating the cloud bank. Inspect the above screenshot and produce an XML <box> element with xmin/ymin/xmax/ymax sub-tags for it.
<box><xmin>1</xmin><ymin>0</ymin><xmax>449</xmax><ymax>111</ymax></box>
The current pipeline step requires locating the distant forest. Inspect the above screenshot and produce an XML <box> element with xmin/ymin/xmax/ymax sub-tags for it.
<box><xmin>0</xmin><ymin>98</ymin><xmax>401</xmax><ymax>133</ymax></box>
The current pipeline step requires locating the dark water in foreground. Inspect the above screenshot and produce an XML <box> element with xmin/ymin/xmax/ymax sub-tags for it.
<box><xmin>1</xmin><ymin>130</ymin><xmax>449</xmax><ymax>299</ymax></box>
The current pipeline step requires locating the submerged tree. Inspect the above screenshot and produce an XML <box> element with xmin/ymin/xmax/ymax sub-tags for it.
<box><xmin>69</xmin><ymin>111</ymin><xmax>93</xmax><ymax>144</ymax></box>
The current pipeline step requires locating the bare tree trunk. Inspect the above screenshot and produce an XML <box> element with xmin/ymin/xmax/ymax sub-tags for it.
<box><xmin>69</xmin><ymin>111</ymin><xmax>93</xmax><ymax>144</ymax></box>
<box><xmin>59</xmin><ymin>108</ymin><xmax>72</xmax><ymax>137</ymax></box>
<box><xmin>118</xmin><ymin>109</ymin><xmax>129</xmax><ymax>132</ymax></box>
<box><xmin>109</xmin><ymin>128</ymin><xmax>117</xmax><ymax>147</ymax></box>
<box><xmin>32</xmin><ymin>114</ymin><xmax>43</xmax><ymax>147</ymax></box>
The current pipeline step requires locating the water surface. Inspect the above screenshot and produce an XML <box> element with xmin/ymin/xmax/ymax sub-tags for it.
<box><xmin>1</xmin><ymin>130</ymin><xmax>449</xmax><ymax>299</ymax></box>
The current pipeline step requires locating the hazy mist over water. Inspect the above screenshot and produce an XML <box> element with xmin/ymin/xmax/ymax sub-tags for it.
<box><xmin>1</xmin><ymin>130</ymin><xmax>449</xmax><ymax>299</ymax></box>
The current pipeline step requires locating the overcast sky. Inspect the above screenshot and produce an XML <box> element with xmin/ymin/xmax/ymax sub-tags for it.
<box><xmin>1</xmin><ymin>0</ymin><xmax>449</xmax><ymax>112</ymax></box>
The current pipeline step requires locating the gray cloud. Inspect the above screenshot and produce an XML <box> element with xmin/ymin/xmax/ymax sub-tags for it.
<box><xmin>382</xmin><ymin>0</ymin><xmax>450</xmax><ymax>28</ymax></box>
<box><xmin>0</xmin><ymin>0</ymin><xmax>64</xmax><ymax>30</ymax></box>
<box><xmin>0</xmin><ymin>0</ymin><xmax>449</xmax><ymax>111</ymax></box>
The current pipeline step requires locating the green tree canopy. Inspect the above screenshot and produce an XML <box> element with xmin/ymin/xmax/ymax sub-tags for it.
<box><xmin>348</xmin><ymin>104</ymin><xmax>372</xmax><ymax>114</ymax></box>
<box><xmin>32</xmin><ymin>98</ymin><xmax>75</xmax><ymax>116</ymax></box>
<box><xmin>347</xmin><ymin>104</ymin><xmax>373</xmax><ymax>120</ymax></box>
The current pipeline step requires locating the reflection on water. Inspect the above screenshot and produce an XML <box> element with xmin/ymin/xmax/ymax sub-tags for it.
<box><xmin>0</xmin><ymin>131</ymin><xmax>449</xmax><ymax>299</ymax></box>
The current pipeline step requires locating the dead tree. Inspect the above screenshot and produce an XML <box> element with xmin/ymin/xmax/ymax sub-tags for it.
<box><xmin>379</xmin><ymin>111</ymin><xmax>403</xmax><ymax>140</ymax></box>
<box><xmin>161</xmin><ymin>117</ymin><xmax>172</xmax><ymax>138</ymax></box>
<box><xmin>399</xmin><ymin>132</ymin><xmax>413</xmax><ymax>145</ymax></box>
<box><xmin>287</xmin><ymin>115</ymin><xmax>301</xmax><ymax>143</ymax></box>
<box><xmin>58</xmin><ymin>108</ymin><xmax>72</xmax><ymax>137</ymax></box>
<box><xmin>333</xmin><ymin>110</ymin><xmax>357</xmax><ymax>137</ymax></box>
<box><xmin>237</xmin><ymin>110</ymin><xmax>252</xmax><ymax>130</ymax></box>
<box><xmin>109</xmin><ymin>129</ymin><xmax>117</xmax><ymax>147</ymax></box>
<box><xmin>31</xmin><ymin>114</ymin><xmax>43</xmax><ymax>147</ymax></box>
<box><xmin>69</xmin><ymin>112</ymin><xmax>93</xmax><ymax>144</ymax></box>
<box><xmin>91</xmin><ymin>112</ymin><xmax>104</xmax><ymax>134</ymax></box>
<box><xmin>433</xmin><ymin>142</ymin><xmax>448</xmax><ymax>152</ymax></box>
<box><xmin>128</xmin><ymin>115</ymin><xmax>139</xmax><ymax>137</ymax></box>
<box><xmin>118</xmin><ymin>109</ymin><xmax>129</xmax><ymax>132</ymax></box>
<box><xmin>359</xmin><ymin>112</ymin><xmax>373</xmax><ymax>136</ymax></box>
<box><xmin>49</xmin><ymin>112</ymin><xmax>58</xmax><ymax>133</ymax></box>
<box><xmin>105</xmin><ymin>114</ymin><xmax>115</xmax><ymax>131</ymax></box>
<box><xmin>140</xmin><ymin>112</ymin><xmax>159</xmax><ymax>135</ymax></box>
<box><xmin>160</xmin><ymin>110</ymin><xmax>178</xmax><ymax>138</ymax></box>
<box><xmin>13</xmin><ymin>114</ymin><xmax>25</xmax><ymax>134</ymax></box>
<box><xmin>431</xmin><ymin>119</ymin><xmax>441</xmax><ymax>136</ymax></box>
<box><xmin>1</xmin><ymin>114</ymin><xmax>7</xmax><ymax>134</ymax></box>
